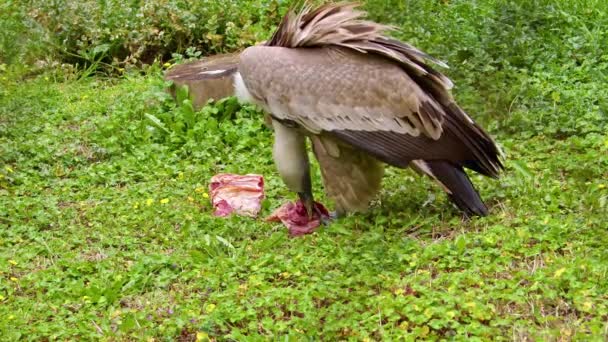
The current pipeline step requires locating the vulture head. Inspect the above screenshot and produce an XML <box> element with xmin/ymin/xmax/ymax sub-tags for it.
<box><xmin>189</xmin><ymin>2</ymin><xmax>504</xmax><ymax>218</ymax></box>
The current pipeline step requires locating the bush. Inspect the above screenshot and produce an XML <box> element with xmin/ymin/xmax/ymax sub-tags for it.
<box><xmin>5</xmin><ymin>0</ymin><xmax>606</xmax><ymax>138</ymax></box>
<box><xmin>0</xmin><ymin>1</ymin><xmax>50</xmax><ymax>65</ymax></box>
<box><xmin>24</xmin><ymin>0</ymin><xmax>293</xmax><ymax>66</ymax></box>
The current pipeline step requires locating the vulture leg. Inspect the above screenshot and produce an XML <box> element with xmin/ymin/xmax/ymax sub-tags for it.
<box><xmin>271</xmin><ymin>119</ymin><xmax>317</xmax><ymax>218</ymax></box>
<box><xmin>311</xmin><ymin>135</ymin><xmax>384</xmax><ymax>216</ymax></box>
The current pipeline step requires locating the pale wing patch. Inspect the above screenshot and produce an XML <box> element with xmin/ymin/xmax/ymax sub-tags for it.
<box><xmin>411</xmin><ymin>160</ymin><xmax>452</xmax><ymax>194</ymax></box>
<box><xmin>198</xmin><ymin>69</ymin><xmax>227</xmax><ymax>76</ymax></box>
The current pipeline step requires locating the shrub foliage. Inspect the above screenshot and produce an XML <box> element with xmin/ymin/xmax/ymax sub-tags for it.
<box><xmin>2</xmin><ymin>0</ymin><xmax>605</xmax><ymax>137</ymax></box>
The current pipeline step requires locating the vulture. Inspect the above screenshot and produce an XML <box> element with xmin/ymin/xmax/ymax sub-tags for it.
<box><xmin>231</xmin><ymin>3</ymin><xmax>502</xmax><ymax>218</ymax></box>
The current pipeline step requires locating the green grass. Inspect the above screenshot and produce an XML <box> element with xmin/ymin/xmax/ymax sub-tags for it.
<box><xmin>1</xmin><ymin>0</ymin><xmax>608</xmax><ymax>340</ymax></box>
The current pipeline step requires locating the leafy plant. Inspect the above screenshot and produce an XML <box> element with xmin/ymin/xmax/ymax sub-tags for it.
<box><xmin>1</xmin><ymin>0</ymin><xmax>607</xmax><ymax>340</ymax></box>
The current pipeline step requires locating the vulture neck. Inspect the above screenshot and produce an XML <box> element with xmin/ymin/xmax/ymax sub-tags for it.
<box><xmin>271</xmin><ymin>120</ymin><xmax>311</xmax><ymax>195</ymax></box>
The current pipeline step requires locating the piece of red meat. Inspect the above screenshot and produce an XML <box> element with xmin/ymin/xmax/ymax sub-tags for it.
<box><xmin>266</xmin><ymin>200</ymin><xmax>330</xmax><ymax>236</ymax></box>
<box><xmin>209</xmin><ymin>174</ymin><xmax>264</xmax><ymax>217</ymax></box>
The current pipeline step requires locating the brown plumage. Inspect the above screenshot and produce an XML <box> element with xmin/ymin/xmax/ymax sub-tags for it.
<box><xmin>235</xmin><ymin>2</ymin><xmax>503</xmax><ymax>216</ymax></box>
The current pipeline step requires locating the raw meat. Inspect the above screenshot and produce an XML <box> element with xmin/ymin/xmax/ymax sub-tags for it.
<box><xmin>209</xmin><ymin>173</ymin><xmax>264</xmax><ymax>217</ymax></box>
<box><xmin>266</xmin><ymin>200</ymin><xmax>330</xmax><ymax>236</ymax></box>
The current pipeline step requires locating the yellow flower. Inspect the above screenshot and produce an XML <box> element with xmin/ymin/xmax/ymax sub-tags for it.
<box><xmin>599</xmin><ymin>184</ymin><xmax>606</xmax><ymax>189</ymax></box>
<box><xmin>187</xmin><ymin>196</ymin><xmax>195</xmax><ymax>202</ymax></box>
<box><xmin>202</xmin><ymin>193</ymin><xmax>209</xmax><ymax>199</ymax></box>
<box><xmin>205</xmin><ymin>303</ymin><xmax>216</xmax><ymax>313</ymax></box>
<box><xmin>160</xmin><ymin>198</ymin><xmax>169</xmax><ymax>204</ymax></box>
<box><xmin>195</xmin><ymin>187</ymin><xmax>205</xmax><ymax>193</ymax></box>
<box><xmin>554</xmin><ymin>267</ymin><xmax>566</xmax><ymax>278</ymax></box>
<box><xmin>145</xmin><ymin>198</ymin><xmax>154</xmax><ymax>206</ymax></box>
<box><xmin>163</xmin><ymin>62</ymin><xmax>172</xmax><ymax>68</ymax></box>
<box><xmin>0</xmin><ymin>295</ymin><xmax>5</xmax><ymax>301</ymax></box>
<box><xmin>8</xmin><ymin>260</ymin><xmax>17</xmax><ymax>265</ymax></box>
<box><xmin>10</xmin><ymin>277</ymin><xmax>18</xmax><ymax>282</ymax></box>
<box><xmin>196</xmin><ymin>332</ymin><xmax>209</xmax><ymax>341</ymax></box>
<box><xmin>582</xmin><ymin>301</ymin><xmax>593</xmax><ymax>311</ymax></box>
<box><xmin>133</xmin><ymin>203</ymin><xmax>139</xmax><ymax>209</ymax></box>
<box><xmin>423</xmin><ymin>308</ymin><xmax>433</xmax><ymax>319</ymax></box>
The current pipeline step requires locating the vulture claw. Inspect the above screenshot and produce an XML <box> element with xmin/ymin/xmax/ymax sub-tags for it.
<box><xmin>318</xmin><ymin>209</ymin><xmax>334</xmax><ymax>226</ymax></box>
<box><xmin>297</xmin><ymin>191</ymin><xmax>315</xmax><ymax>220</ymax></box>
<box><xmin>319</xmin><ymin>211</ymin><xmax>341</xmax><ymax>226</ymax></box>
<box><xmin>297</xmin><ymin>192</ymin><xmax>332</xmax><ymax>225</ymax></box>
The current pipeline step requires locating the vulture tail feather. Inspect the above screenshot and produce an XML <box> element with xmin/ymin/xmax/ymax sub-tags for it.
<box><xmin>415</xmin><ymin>160</ymin><xmax>488</xmax><ymax>217</ymax></box>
